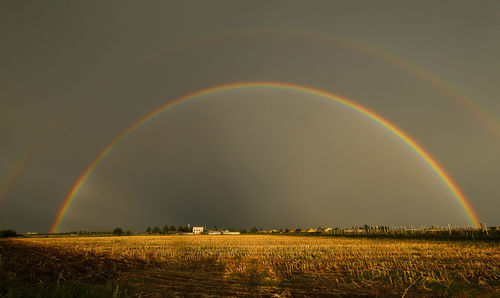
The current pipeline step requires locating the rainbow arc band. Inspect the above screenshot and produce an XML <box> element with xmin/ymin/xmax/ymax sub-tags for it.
<box><xmin>50</xmin><ymin>82</ymin><xmax>481</xmax><ymax>232</ymax></box>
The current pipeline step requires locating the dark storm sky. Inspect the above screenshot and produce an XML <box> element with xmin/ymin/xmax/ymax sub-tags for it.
<box><xmin>1</xmin><ymin>1</ymin><xmax>499</xmax><ymax>232</ymax></box>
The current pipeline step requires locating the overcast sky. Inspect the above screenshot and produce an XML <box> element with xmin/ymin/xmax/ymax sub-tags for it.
<box><xmin>1</xmin><ymin>1</ymin><xmax>499</xmax><ymax>232</ymax></box>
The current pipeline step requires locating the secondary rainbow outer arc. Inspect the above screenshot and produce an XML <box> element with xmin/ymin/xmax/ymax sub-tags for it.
<box><xmin>50</xmin><ymin>82</ymin><xmax>481</xmax><ymax>233</ymax></box>
<box><xmin>0</xmin><ymin>114</ymin><xmax>66</xmax><ymax>202</ymax></box>
<box><xmin>0</xmin><ymin>148</ymin><xmax>35</xmax><ymax>200</ymax></box>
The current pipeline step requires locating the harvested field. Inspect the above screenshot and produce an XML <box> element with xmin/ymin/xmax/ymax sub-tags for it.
<box><xmin>1</xmin><ymin>235</ymin><xmax>499</xmax><ymax>297</ymax></box>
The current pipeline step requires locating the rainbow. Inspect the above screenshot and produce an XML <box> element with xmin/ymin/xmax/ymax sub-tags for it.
<box><xmin>50</xmin><ymin>82</ymin><xmax>481</xmax><ymax>232</ymax></box>
<box><xmin>0</xmin><ymin>112</ymin><xmax>71</xmax><ymax>205</ymax></box>
<box><xmin>0</xmin><ymin>148</ymin><xmax>36</xmax><ymax>201</ymax></box>
<box><xmin>0</xmin><ymin>118</ymin><xmax>60</xmax><ymax>202</ymax></box>
<box><xmin>4</xmin><ymin>29</ymin><xmax>498</xmax><ymax>208</ymax></box>
<box><xmin>111</xmin><ymin>28</ymin><xmax>500</xmax><ymax>138</ymax></box>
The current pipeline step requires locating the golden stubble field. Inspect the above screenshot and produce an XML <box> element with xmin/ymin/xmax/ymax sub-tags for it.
<box><xmin>1</xmin><ymin>235</ymin><xmax>499</xmax><ymax>297</ymax></box>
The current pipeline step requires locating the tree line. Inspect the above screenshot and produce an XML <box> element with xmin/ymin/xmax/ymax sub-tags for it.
<box><xmin>1</xmin><ymin>224</ymin><xmax>498</xmax><ymax>241</ymax></box>
<box><xmin>145</xmin><ymin>225</ymin><xmax>192</xmax><ymax>234</ymax></box>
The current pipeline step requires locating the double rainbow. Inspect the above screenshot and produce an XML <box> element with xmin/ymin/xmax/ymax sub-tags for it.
<box><xmin>50</xmin><ymin>82</ymin><xmax>481</xmax><ymax>232</ymax></box>
<box><xmin>3</xmin><ymin>30</ymin><xmax>496</xmax><ymax>211</ymax></box>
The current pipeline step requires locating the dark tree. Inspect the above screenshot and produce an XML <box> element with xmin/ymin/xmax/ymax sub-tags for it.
<box><xmin>113</xmin><ymin>227</ymin><xmax>123</xmax><ymax>236</ymax></box>
<box><xmin>0</xmin><ymin>229</ymin><xmax>16</xmax><ymax>238</ymax></box>
<box><xmin>162</xmin><ymin>224</ymin><xmax>169</xmax><ymax>234</ymax></box>
<box><xmin>146</xmin><ymin>227</ymin><xmax>152</xmax><ymax>234</ymax></box>
<box><xmin>152</xmin><ymin>226</ymin><xmax>161</xmax><ymax>234</ymax></box>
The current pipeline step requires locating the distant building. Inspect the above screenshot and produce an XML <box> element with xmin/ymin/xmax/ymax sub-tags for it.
<box><xmin>192</xmin><ymin>227</ymin><xmax>204</xmax><ymax>235</ymax></box>
<box><xmin>208</xmin><ymin>230</ymin><xmax>222</xmax><ymax>235</ymax></box>
<box><xmin>222</xmin><ymin>230</ymin><xmax>240</xmax><ymax>235</ymax></box>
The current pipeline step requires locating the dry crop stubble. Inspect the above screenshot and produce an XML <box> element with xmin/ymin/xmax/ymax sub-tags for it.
<box><xmin>1</xmin><ymin>235</ymin><xmax>499</xmax><ymax>296</ymax></box>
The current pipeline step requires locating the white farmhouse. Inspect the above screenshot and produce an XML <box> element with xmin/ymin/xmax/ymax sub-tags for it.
<box><xmin>192</xmin><ymin>226</ymin><xmax>204</xmax><ymax>234</ymax></box>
